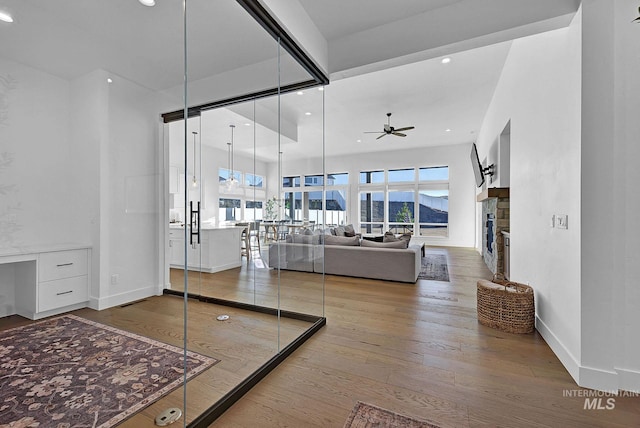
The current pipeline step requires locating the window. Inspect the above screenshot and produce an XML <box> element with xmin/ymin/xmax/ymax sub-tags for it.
<box><xmin>304</xmin><ymin>175</ymin><xmax>323</xmax><ymax>186</ymax></box>
<box><xmin>283</xmin><ymin>191</ymin><xmax>302</xmax><ymax>220</ymax></box>
<box><xmin>306</xmin><ymin>191</ymin><xmax>324</xmax><ymax>224</ymax></box>
<box><xmin>283</xmin><ymin>176</ymin><xmax>300</xmax><ymax>187</ymax></box>
<box><xmin>388</xmin><ymin>168</ymin><xmax>415</xmax><ymax>183</ymax></box>
<box><xmin>218</xmin><ymin>168</ymin><xmax>241</xmax><ymax>183</ymax></box>
<box><xmin>357</xmin><ymin>166</ymin><xmax>449</xmax><ymax>237</ymax></box>
<box><xmin>218</xmin><ymin>198</ymin><xmax>241</xmax><ymax>222</ymax></box>
<box><xmin>245</xmin><ymin>173</ymin><xmax>264</xmax><ymax>188</ymax></box>
<box><xmin>388</xmin><ymin>191</ymin><xmax>414</xmax><ymax>234</ymax></box>
<box><xmin>418</xmin><ymin>189</ymin><xmax>449</xmax><ymax>237</ymax></box>
<box><xmin>419</xmin><ymin>166</ymin><xmax>448</xmax><ymax>181</ymax></box>
<box><xmin>327</xmin><ymin>173</ymin><xmax>348</xmax><ymax>185</ymax></box>
<box><xmin>325</xmin><ymin>189</ymin><xmax>347</xmax><ymax>226</ymax></box>
<box><xmin>359</xmin><ymin>191</ymin><xmax>384</xmax><ymax>235</ymax></box>
<box><xmin>359</xmin><ymin>170</ymin><xmax>384</xmax><ymax>184</ymax></box>
<box><xmin>245</xmin><ymin>200</ymin><xmax>263</xmax><ymax>221</ymax></box>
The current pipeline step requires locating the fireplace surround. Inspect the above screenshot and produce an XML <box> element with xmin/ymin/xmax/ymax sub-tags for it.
<box><xmin>480</xmin><ymin>191</ymin><xmax>510</xmax><ymax>275</ymax></box>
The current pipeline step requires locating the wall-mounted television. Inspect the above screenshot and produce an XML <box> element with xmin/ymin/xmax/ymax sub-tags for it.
<box><xmin>470</xmin><ymin>142</ymin><xmax>485</xmax><ymax>188</ymax></box>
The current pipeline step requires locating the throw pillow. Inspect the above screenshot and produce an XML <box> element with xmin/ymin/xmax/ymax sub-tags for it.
<box><xmin>334</xmin><ymin>226</ymin><xmax>346</xmax><ymax>236</ymax></box>
<box><xmin>361</xmin><ymin>239</ymin><xmax>407</xmax><ymax>249</ymax></box>
<box><xmin>323</xmin><ymin>235</ymin><xmax>360</xmax><ymax>246</ymax></box>
<box><xmin>383</xmin><ymin>231</ymin><xmax>399</xmax><ymax>242</ymax></box>
<box><xmin>344</xmin><ymin>224</ymin><xmax>356</xmax><ymax>237</ymax></box>
<box><xmin>303</xmin><ymin>228</ymin><xmax>314</xmax><ymax>235</ymax></box>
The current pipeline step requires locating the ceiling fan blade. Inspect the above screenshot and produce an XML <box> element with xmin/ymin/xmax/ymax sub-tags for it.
<box><xmin>392</xmin><ymin>132</ymin><xmax>407</xmax><ymax>137</ymax></box>
<box><xmin>393</xmin><ymin>126</ymin><xmax>414</xmax><ymax>132</ymax></box>
<box><xmin>376</xmin><ymin>134</ymin><xmax>387</xmax><ymax>140</ymax></box>
<box><xmin>364</xmin><ymin>131</ymin><xmax>384</xmax><ymax>134</ymax></box>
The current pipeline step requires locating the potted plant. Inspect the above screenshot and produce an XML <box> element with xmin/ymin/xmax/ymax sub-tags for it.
<box><xmin>264</xmin><ymin>196</ymin><xmax>278</xmax><ymax>221</ymax></box>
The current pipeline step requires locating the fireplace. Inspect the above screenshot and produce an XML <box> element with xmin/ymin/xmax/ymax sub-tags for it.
<box><xmin>486</xmin><ymin>214</ymin><xmax>495</xmax><ymax>254</ymax></box>
<box><xmin>481</xmin><ymin>195</ymin><xmax>509</xmax><ymax>275</ymax></box>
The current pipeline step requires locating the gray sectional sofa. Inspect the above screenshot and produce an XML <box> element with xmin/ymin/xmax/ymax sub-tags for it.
<box><xmin>268</xmin><ymin>233</ymin><xmax>422</xmax><ymax>283</ymax></box>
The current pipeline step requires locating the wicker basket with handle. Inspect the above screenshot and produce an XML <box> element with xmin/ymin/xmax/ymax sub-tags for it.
<box><xmin>477</xmin><ymin>274</ymin><xmax>535</xmax><ymax>334</ymax></box>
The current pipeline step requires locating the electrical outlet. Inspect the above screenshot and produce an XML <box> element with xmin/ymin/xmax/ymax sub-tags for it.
<box><xmin>111</xmin><ymin>274</ymin><xmax>120</xmax><ymax>285</ymax></box>
<box><xmin>556</xmin><ymin>214</ymin><xmax>568</xmax><ymax>229</ymax></box>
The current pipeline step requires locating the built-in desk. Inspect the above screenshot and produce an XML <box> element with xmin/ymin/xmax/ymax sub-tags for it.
<box><xmin>0</xmin><ymin>244</ymin><xmax>91</xmax><ymax>320</ymax></box>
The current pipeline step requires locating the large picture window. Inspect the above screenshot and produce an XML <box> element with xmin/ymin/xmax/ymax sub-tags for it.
<box><xmin>357</xmin><ymin>166</ymin><xmax>449</xmax><ymax>237</ymax></box>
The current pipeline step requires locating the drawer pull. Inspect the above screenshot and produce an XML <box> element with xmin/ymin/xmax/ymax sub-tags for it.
<box><xmin>57</xmin><ymin>263</ymin><xmax>74</xmax><ymax>267</ymax></box>
<box><xmin>56</xmin><ymin>290</ymin><xmax>73</xmax><ymax>296</ymax></box>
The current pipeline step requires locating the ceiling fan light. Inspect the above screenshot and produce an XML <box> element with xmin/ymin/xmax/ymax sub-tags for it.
<box><xmin>138</xmin><ymin>0</ymin><xmax>155</xmax><ymax>7</ymax></box>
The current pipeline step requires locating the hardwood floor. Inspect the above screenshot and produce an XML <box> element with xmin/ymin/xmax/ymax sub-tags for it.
<box><xmin>0</xmin><ymin>295</ymin><xmax>312</xmax><ymax>427</ymax></box>
<box><xmin>3</xmin><ymin>246</ymin><xmax>639</xmax><ymax>427</ymax></box>
<box><xmin>210</xmin><ymin>247</ymin><xmax>640</xmax><ymax>428</ymax></box>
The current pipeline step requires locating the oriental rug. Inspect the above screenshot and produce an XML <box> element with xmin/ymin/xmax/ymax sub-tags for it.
<box><xmin>418</xmin><ymin>254</ymin><xmax>450</xmax><ymax>282</ymax></box>
<box><xmin>0</xmin><ymin>314</ymin><xmax>218</xmax><ymax>428</ymax></box>
<box><xmin>344</xmin><ymin>401</ymin><xmax>441</xmax><ymax>428</ymax></box>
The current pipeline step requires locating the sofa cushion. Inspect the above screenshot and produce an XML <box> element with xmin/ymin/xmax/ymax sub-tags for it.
<box><xmin>361</xmin><ymin>239</ymin><xmax>407</xmax><ymax>249</ymax></box>
<box><xmin>383</xmin><ymin>232</ymin><xmax>409</xmax><ymax>248</ymax></box>
<box><xmin>292</xmin><ymin>234</ymin><xmax>321</xmax><ymax>245</ymax></box>
<box><xmin>344</xmin><ymin>224</ymin><xmax>356</xmax><ymax>237</ymax></box>
<box><xmin>324</xmin><ymin>235</ymin><xmax>360</xmax><ymax>246</ymax></box>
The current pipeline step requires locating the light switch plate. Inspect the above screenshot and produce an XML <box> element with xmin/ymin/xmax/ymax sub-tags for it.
<box><xmin>556</xmin><ymin>214</ymin><xmax>568</xmax><ymax>229</ymax></box>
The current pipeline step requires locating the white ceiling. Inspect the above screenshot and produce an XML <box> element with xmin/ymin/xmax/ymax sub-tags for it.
<box><xmin>0</xmin><ymin>0</ymin><xmax>580</xmax><ymax>162</ymax></box>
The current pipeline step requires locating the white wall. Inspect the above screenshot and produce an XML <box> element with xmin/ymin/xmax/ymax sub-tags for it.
<box><xmin>580</xmin><ymin>0</ymin><xmax>640</xmax><ymax>392</ymax></box>
<box><xmin>613</xmin><ymin>0</ymin><xmax>640</xmax><ymax>393</ymax></box>
<box><xmin>0</xmin><ymin>58</ymin><xmax>88</xmax><ymax>248</ymax></box>
<box><xmin>267</xmin><ymin>142</ymin><xmax>477</xmax><ymax>247</ymax></box>
<box><xmin>475</xmin><ymin>19</ymin><xmax>583</xmax><ymax>378</ymax></box>
<box><xmin>0</xmin><ymin>58</ymin><xmax>165</xmax><ymax>311</ymax></box>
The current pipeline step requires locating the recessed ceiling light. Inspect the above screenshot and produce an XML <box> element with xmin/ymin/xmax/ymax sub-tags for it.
<box><xmin>0</xmin><ymin>11</ymin><xmax>14</xmax><ymax>23</ymax></box>
<box><xmin>318</xmin><ymin>87</ymin><xmax>324</xmax><ymax>91</ymax></box>
<box><xmin>107</xmin><ymin>78</ymin><xmax>113</xmax><ymax>84</ymax></box>
<box><xmin>296</xmin><ymin>91</ymin><xmax>304</xmax><ymax>95</ymax></box>
<box><xmin>356</xmin><ymin>139</ymin><xmax>361</xmax><ymax>143</ymax></box>
<box><xmin>445</xmin><ymin>128</ymin><xmax>451</xmax><ymax>132</ymax></box>
<box><xmin>304</xmin><ymin>112</ymin><xmax>311</xmax><ymax>116</ymax></box>
<box><xmin>244</xmin><ymin>123</ymin><xmax>251</xmax><ymax>127</ymax></box>
<box><xmin>138</xmin><ymin>0</ymin><xmax>155</xmax><ymax>6</ymax></box>
<box><xmin>441</xmin><ymin>57</ymin><xmax>451</xmax><ymax>64</ymax></box>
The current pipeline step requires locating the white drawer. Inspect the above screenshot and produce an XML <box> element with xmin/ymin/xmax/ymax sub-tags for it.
<box><xmin>169</xmin><ymin>229</ymin><xmax>185</xmax><ymax>239</ymax></box>
<box><xmin>38</xmin><ymin>275</ymin><xmax>88</xmax><ymax>312</ymax></box>
<box><xmin>39</xmin><ymin>250</ymin><xmax>88</xmax><ymax>282</ymax></box>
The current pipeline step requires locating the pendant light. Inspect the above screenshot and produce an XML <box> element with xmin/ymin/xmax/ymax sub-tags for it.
<box><xmin>191</xmin><ymin>131</ymin><xmax>198</xmax><ymax>188</ymax></box>
<box><xmin>224</xmin><ymin>125</ymin><xmax>239</xmax><ymax>192</ymax></box>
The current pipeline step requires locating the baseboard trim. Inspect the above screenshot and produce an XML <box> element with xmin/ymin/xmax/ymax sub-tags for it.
<box><xmin>578</xmin><ymin>365</ymin><xmax>619</xmax><ymax>392</ymax></box>
<box><xmin>535</xmin><ymin>315</ymin><xmax>580</xmax><ymax>383</ymax></box>
<box><xmin>615</xmin><ymin>368</ymin><xmax>640</xmax><ymax>393</ymax></box>
<box><xmin>90</xmin><ymin>286</ymin><xmax>158</xmax><ymax>310</ymax></box>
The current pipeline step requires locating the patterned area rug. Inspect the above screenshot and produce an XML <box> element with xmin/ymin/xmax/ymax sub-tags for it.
<box><xmin>0</xmin><ymin>314</ymin><xmax>218</xmax><ymax>427</ymax></box>
<box><xmin>418</xmin><ymin>254</ymin><xmax>450</xmax><ymax>282</ymax></box>
<box><xmin>344</xmin><ymin>402</ymin><xmax>441</xmax><ymax>428</ymax></box>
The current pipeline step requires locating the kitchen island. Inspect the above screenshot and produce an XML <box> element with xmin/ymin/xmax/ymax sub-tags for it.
<box><xmin>169</xmin><ymin>224</ymin><xmax>243</xmax><ymax>273</ymax></box>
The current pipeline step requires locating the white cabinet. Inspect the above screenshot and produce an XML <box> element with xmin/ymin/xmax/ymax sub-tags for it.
<box><xmin>10</xmin><ymin>246</ymin><xmax>91</xmax><ymax>320</ymax></box>
<box><xmin>169</xmin><ymin>227</ymin><xmax>241</xmax><ymax>273</ymax></box>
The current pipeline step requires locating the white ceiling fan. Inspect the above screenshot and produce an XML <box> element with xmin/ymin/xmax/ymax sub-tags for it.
<box><xmin>365</xmin><ymin>112</ymin><xmax>415</xmax><ymax>140</ymax></box>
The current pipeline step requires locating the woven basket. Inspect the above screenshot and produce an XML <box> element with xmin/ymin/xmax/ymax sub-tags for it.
<box><xmin>477</xmin><ymin>275</ymin><xmax>535</xmax><ymax>334</ymax></box>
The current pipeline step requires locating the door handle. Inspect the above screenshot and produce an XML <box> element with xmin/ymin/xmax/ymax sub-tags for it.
<box><xmin>190</xmin><ymin>201</ymin><xmax>200</xmax><ymax>245</ymax></box>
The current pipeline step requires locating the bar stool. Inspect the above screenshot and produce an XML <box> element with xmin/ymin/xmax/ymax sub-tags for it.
<box><xmin>236</xmin><ymin>223</ymin><xmax>251</xmax><ymax>262</ymax></box>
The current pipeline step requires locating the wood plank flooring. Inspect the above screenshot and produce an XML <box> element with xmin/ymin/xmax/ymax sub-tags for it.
<box><xmin>3</xmin><ymin>246</ymin><xmax>639</xmax><ymax>427</ymax></box>
<box><xmin>0</xmin><ymin>296</ymin><xmax>312</xmax><ymax>427</ymax></box>
<box><xmin>210</xmin><ymin>247</ymin><xmax>640</xmax><ymax>428</ymax></box>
